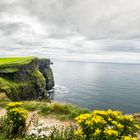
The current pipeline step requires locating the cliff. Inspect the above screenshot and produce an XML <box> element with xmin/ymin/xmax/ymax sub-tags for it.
<box><xmin>0</xmin><ymin>57</ymin><xmax>54</xmax><ymax>101</ymax></box>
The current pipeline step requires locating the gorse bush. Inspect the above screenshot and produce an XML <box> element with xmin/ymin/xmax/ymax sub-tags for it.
<box><xmin>1</xmin><ymin>102</ymin><xmax>28</xmax><ymax>138</ymax></box>
<box><xmin>0</xmin><ymin>101</ymin><xmax>139</xmax><ymax>140</ymax></box>
<box><xmin>75</xmin><ymin>109</ymin><xmax>139</xmax><ymax>140</ymax></box>
<box><xmin>7</xmin><ymin>102</ymin><xmax>23</xmax><ymax>109</ymax></box>
<box><xmin>24</xmin><ymin>109</ymin><xmax>139</xmax><ymax>140</ymax></box>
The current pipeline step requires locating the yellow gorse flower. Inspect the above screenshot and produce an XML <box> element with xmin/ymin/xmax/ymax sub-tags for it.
<box><xmin>117</xmin><ymin>123</ymin><xmax>124</xmax><ymax>129</ymax></box>
<box><xmin>9</xmin><ymin>108</ymin><xmax>27</xmax><ymax>119</ymax></box>
<box><xmin>122</xmin><ymin>136</ymin><xmax>137</xmax><ymax>140</ymax></box>
<box><xmin>123</xmin><ymin>115</ymin><xmax>134</xmax><ymax>122</ymax></box>
<box><xmin>5</xmin><ymin>102</ymin><xmax>28</xmax><ymax>137</ymax></box>
<box><xmin>75</xmin><ymin>113</ymin><xmax>91</xmax><ymax>123</ymax></box>
<box><xmin>91</xmin><ymin>115</ymin><xmax>106</xmax><ymax>124</ymax></box>
<box><xmin>104</xmin><ymin>129</ymin><xmax>118</xmax><ymax>136</ymax></box>
<box><xmin>8</xmin><ymin>102</ymin><xmax>23</xmax><ymax>108</ymax></box>
<box><xmin>75</xmin><ymin>109</ymin><xmax>138</xmax><ymax>140</ymax></box>
<box><xmin>94</xmin><ymin>128</ymin><xmax>101</xmax><ymax>136</ymax></box>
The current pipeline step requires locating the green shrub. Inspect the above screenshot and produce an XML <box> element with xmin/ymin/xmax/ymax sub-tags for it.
<box><xmin>75</xmin><ymin>109</ymin><xmax>139</xmax><ymax>140</ymax></box>
<box><xmin>1</xmin><ymin>102</ymin><xmax>28</xmax><ymax>138</ymax></box>
<box><xmin>38</xmin><ymin>103</ymin><xmax>50</xmax><ymax>115</ymax></box>
<box><xmin>39</xmin><ymin>102</ymin><xmax>89</xmax><ymax>120</ymax></box>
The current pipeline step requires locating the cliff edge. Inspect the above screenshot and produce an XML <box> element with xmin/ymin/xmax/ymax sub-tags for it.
<box><xmin>0</xmin><ymin>57</ymin><xmax>54</xmax><ymax>101</ymax></box>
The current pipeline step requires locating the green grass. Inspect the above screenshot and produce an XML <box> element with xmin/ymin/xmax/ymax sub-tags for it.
<box><xmin>23</xmin><ymin>101</ymin><xmax>89</xmax><ymax>120</ymax></box>
<box><xmin>0</xmin><ymin>93</ymin><xmax>11</xmax><ymax>108</ymax></box>
<box><xmin>23</xmin><ymin>101</ymin><xmax>47</xmax><ymax>111</ymax></box>
<box><xmin>0</xmin><ymin>67</ymin><xmax>19</xmax><ymax>73</ymax></box>
<box><xmin>0</xmin><ymin>78</ymin><xmax>19</xmax><ymax>99</ymax></box>
<box><xmin>23</xmin><ymin>100</ymin><xmax>90</xmax><ymax>120</ymax></box>
<box><xmin>0</xmin><ymin>57</ymin><xmax>35</xmax><ymax>66</ymax></box>
<box><xmin>0</xmin><ymin>57</ymin><xmax>46</xmax><ymax>100</ymax></box>
<box><xmin>0</xmin><ymin>93</ymin><xmax>89</xmax><ymax>120</ymax></box>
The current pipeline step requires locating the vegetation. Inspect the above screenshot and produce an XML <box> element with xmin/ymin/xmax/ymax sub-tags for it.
<box><xmin>31</xmin><ymin>68</ymin><xmax>46</xmax><ymax>93</ymax></box>
<box><xmin>23</xmin><ymin>124</ymin><xmax>80</xmax><ymax>140</ymax></box>
<box><xmin>0</xmin><ymin>93</ymin><xmax>89</xmax><ymax>120</ymax></box>
<box><xmin>0</xmin><ymin>77</ymin><xmax>19</xmax><ymax>98</ymax></box>
<box><xmin>0</xmin><ymin>101</ymin><xmax>139</xmax><ymax>140</ymax></box>
<box><xmin>0</xmin><ymin>57</ymin><xmax>34</xmax><ymax>66</ymax></box>
<box><xmin>0</xmin><ymin>102</ymin><xmax>28</xmax><ymax>139</ymax></box>
<box><xmin>38</xmin><ymin>102</ymin><xmax>89</xmax><ymax>120</ymax></box>
<box><xmin>23</xmin><ymin>101</ymin><xmax>89</xmax><ymax>120</ymax></box>
<box><xmin>0</xmin><ymin>67</ymin><xmax>19</xmax><ymax>73</ymax></box>
<box><xmin>0</xmin><ymin>93</ymin><xmax>11</xmax><ymax>107</ymax></box>
<box><xmin>0</xmin><ymin>57</ymin><xmax>36</xmax><ymax>100</ymax></box>
<box><xmin>0</xmin><ymin>57</ymin><xmax>54</xmax><ymax>101</ymax></box>
<box><xmin>75</xmin><ymin>110</ymin><xmax>139</xmax><ymax>140</ymax></box>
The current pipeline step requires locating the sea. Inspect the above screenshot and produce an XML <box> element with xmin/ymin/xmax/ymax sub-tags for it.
<box><xmin>51</xmin><ymin>60</ymin><xmax>140</xmax><ymax>114</ymax></box>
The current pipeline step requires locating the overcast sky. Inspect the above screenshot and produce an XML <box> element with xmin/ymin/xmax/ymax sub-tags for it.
<box><xmin>0</xmin><ymin>0</ymin><xmax>140</xmax><ymax>63</ymax></box>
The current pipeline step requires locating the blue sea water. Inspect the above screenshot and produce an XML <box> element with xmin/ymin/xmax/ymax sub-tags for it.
<box><xmin>52</xmin><ymin>61</ymin><xmax>140</xmax><ymax>114</ymax></box>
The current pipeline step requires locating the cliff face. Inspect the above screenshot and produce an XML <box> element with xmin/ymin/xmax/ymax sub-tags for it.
<box><xmin>0</xmin><ymin>57</ymin><xmax>54</xmax><ymax>101</ymax></box>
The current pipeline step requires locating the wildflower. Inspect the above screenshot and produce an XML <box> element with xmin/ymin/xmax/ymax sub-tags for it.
<box><xmin>112</xmin><ymin>120</ymin><xmax>118</xmax><ymax>125</ymax></box>
<box><xmin>117</xmin><ymin>123</ymin><xmax>124</xmax><ymax>129</ymax></box>
<box><xmin>75</xmin><ymin>129</ymin><xmax>83</xmax><ymax>135</ymax></box>
<box><xmin>75</xmin><ymin>109</ymin><xmax>139</xmax><ymax>140</ymax></box>
<box><xmin>94</xmin><ymin>128</ymin><xmax>101</xmax><ymax>136</ymax></box>
<box><xmin>124</xmin><ymin>116</ymin><xmax>134</xmax><ymax>122</ymax></box>
<box><xmin>8</xmin><ymin>102</ymin><xmax>23</xmax><ymax>109</ymax></box>
<box><xmin>122</xmin><ymin>136</ymin><xmax>137</xmax><ymax>140</ymax></box>
<box><xmin>104</xmin><ymin>129</ymin><xmax>118</xmax><ymax>136</ymax></box>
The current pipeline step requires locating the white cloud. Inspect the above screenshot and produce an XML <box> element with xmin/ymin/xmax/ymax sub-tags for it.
<box><xmin>0</xmin><ymin>0</ymin><xmax>140</xmax><ymax>63</ymax></box>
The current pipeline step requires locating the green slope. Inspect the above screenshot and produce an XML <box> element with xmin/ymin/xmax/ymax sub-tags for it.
<box><xmin>0</xmin><ymin>57</ymin><xmax>34</xmax><ymax>66</ymax></box>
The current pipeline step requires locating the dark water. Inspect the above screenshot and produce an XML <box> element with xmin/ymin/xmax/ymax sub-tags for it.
<box><xmin>52</xmin><ymin>61</ymin><xmax>140</xmax><ymax>114</ymax></box>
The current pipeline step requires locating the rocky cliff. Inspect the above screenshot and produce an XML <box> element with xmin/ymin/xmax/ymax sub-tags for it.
<box><xmin>0</xmin><ymin>57</ymin><xmax>54</xmax><ymax>101</ymax></box>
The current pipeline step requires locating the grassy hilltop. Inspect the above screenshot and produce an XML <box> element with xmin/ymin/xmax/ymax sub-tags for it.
<box><xmin>0</xmin><ymin>57</ymin><xmax>54</xmax><ymax>101</ymax></box>
<box><xmin>0</xmin><ymin>57</ymin><xmax>34</xmax><ymax>73</ymax></box>
<box><xmin>0</xmin><ymin>57</ymin><xmax>34</xmax><ymax>65</ymax></box>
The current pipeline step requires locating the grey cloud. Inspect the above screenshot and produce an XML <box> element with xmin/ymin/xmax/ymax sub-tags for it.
<box><xmin>105</xmin><ymin>45</ymin><xmax>140</xmax><ymax>53</ymax></box>
<box><xmin>23</xmin><ymin>0</ymin><xmax>140</xmax><ymax>40</ymax></box>
<box><xmin>17</xmin><ymin>40</ymin><xmax>42</xmax><ymax>46</ymax></box>
<box><xmin>0</xmin><ymin>0</ymin><xmax>140</xmax><ymax>63</ymax></box>
<box><xmin>0</xmin><ymin>22</ymin><xmax>25</xmax><ymax>35</ymax></box>
<box><xmin>1</xmin><ymin>0</ymin><xmax>140</xmax><ymax>40</ymax></box>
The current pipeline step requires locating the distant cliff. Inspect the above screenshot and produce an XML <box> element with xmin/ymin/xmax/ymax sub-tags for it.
<box><xmin>0</xmin><ymin>57</ymin><xmax>54</xmax><ymax>101</ymax></box>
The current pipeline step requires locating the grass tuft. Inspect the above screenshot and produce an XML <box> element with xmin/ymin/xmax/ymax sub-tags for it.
<box><xmin>39</xmin><ymin>102</ymin><xmax>89</xmax><ymax>120</ymax></box>
<box><xmin>0</xmin><ymin>93</ymin><xmax>11</xmax><ymax>108</ymax></box>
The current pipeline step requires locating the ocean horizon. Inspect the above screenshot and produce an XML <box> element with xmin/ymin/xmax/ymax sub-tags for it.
<box><xmin>52</xmin><ymin>60</ymin><xmax>140</xmax><ymax>114</ymax></box>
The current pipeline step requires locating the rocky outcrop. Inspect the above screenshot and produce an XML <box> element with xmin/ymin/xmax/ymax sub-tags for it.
<box><xmin>0</xmin><ymin>57</ymin><xmax>54</xmax><ymax>101</ymax></box>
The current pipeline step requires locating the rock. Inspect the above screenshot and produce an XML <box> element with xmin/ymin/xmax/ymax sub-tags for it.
<box><xmin>39</xmin><ymin>59</ymin><xmax>55</xmax><ymax>90</ymax></box>
<box><xmin>0</xmin><ymin>57</ymin><xmax>55</xmax><ymax>101</ymax></box>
